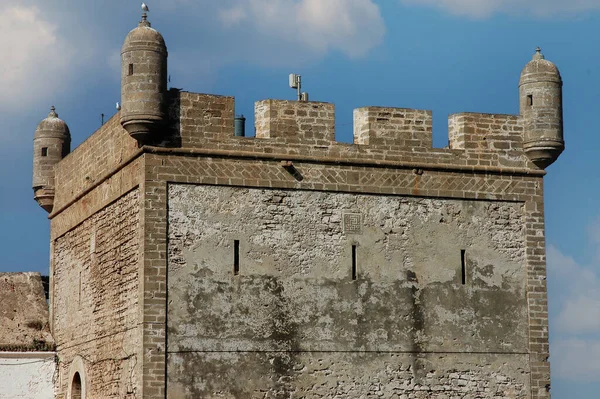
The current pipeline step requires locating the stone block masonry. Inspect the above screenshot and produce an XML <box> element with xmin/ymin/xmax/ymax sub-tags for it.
<box><xmin>52</xmin><ymin>113</ymin><xmax>139</xmax><ymax>213</ymax></box>
<box><xmin>255</xmin><ymin>99</ymin><xmax>335</xmax><ymax>145</ymax></box>
<box><xmin>354</xmin><ymin>107</ymin><xmax>432</xmax><ymax>149</ymax></box>
<box><xmin>52</xmin><ymin>190</ymin><xmax>142</xmax><ymax>398</ymax></box>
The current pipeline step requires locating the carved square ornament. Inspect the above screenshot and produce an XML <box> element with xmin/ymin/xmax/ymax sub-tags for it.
<box><xmin>343</xmin><ymin>213</ymin><xmax>363</xmax><ymax>234</ymax></box>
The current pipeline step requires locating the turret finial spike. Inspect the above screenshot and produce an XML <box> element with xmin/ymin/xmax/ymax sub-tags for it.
<box><xmin>49</xmin><ymin>106</ymin><xmax>58</xmax><ymax>118</ymax></box>
<box><xmin>533</xmin><ymin>47</ymin><xmax>544</xmax><ymax>60</ymax></box>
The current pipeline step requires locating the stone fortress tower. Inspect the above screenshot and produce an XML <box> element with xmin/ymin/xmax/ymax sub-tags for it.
<box><xmin>120</xmin><ymin>10</ymin><xmax>168</xmax><ymax>143</ymax></box>
<box><xmin>32</xmin><ymin>106</ymin><xmax>71</xmax><ymax>212</ymax></box>
<box><xmin>33</xmin><ymin>7</ymin><xmax>563</xmax><ymax>399</ymax></box>
<box><xmin>520</xmin><ymin>47</ymin><xmax>564</xmax><ymax>168</ymax></box>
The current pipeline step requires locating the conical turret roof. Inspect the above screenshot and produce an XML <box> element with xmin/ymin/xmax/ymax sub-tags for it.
<box><xmin>121</xmin><ymin>13</ymin><xmax>167</xmax><ymax>55</ymax></box>
<box><xmin>34</xmin><ymin>106</ymin><xmax>70</xmax><ymax>139</ymax></box>
<box><xmin>519</xmin><ymin>47</ymin><xmax>562</xmax><ymax>86</ymax></box>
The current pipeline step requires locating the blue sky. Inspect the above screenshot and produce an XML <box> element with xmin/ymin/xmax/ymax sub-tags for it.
<box><xmin>1</xmin><ymin>1</ymin><xmax>598</xmax><ymax>397</ymax></box>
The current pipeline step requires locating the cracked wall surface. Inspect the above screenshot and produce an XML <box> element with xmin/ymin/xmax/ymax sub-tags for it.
<box><xmin>167</xmin><ymin>184</ymin><xmax>529</xmax><ymax>398</ymax></box>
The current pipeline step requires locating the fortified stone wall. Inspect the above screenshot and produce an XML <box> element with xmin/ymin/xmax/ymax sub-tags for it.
<box><xmin>52</xmin><ymin>190</ymin><xmax>142</xmax><ymax>399</ymax></box>
<box><xmin>48</xmin><ymin>90</ymin><xmax>551</xmax><ymax>398</ymax></box>
<box><xmin>38</xmin><ymin>13</ymin><xmax>559</xmax><ymax>399</ymax></box>
<box><xmin>166</xmin><ymin>184</ymin><xmax>529</xmax><ymax>397</ymax></box>
<box><xmin>52</xmin><ymin>114</ymin><xmax>139</xmax><ymax>214</ymax></box>
<box><xmin>0</xmin><ymin>273</ymin><xmax>53</xmax><ymax>352</ymax></box>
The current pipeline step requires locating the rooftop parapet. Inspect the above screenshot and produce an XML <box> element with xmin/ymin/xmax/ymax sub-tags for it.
<box><xmin>250</xmin><ymin>100</ymin><xmax>530</xmax><ymax>169</ymax></box>
<box><xmin>168</xmin><ymin>90</ymin><xmax>234</xmax><ymax>147</ymax></box>
<box><xmin>448</xmin><ymin>113</ymin><xmax>524</xmax><ymax>168</ymax></box>
<box><xmin>353</xmin><ymin>107</ymin><xmax>432</xmax><ymax>149</ymax></box>
<box><xmin>255</xmin><ymin>100</ymin><xmax>335</xmax><ymax>145</ymax></box>
<box><xmin>449</xmin><ymin>113</ymin><xmax>523</xmax><ymax>151</ymax></box>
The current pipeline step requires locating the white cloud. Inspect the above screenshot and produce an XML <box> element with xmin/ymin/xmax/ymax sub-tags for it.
<box><xmin>297</xmin><ymin>0</ymin><xmax>384</xmax><ymax>57</ymax></box>
<box><xmin>218</xmin><ymin>0</ymin><xmax>385</xmax><ymax>58</ymax></box>
<box><xmin>556</xmin><ymin>296</ymin><xmax>600</xmax><ymax>334</ymax></box>
<box><xmin>547</xmin><ymin>230</ymin><xmax>600</xmax><ymax>382</ymax></box>
<box><xmin>218</xmin><ymin>5</ymin><xmax>247</xmax><ymax>28</ymax></box>
<box><xmin>399</xmin><ymin>0</ymin><xmax>600</xmax><ymax>18</ymax></box>
<box><xmin>0</xmin><ymin>6</ymin><xmax>74</xmax><ymax>111</ymax></box>
<box><xmin>548</xmin><ymin>245</ymin><xmax>600</xmax><ymax>335</ymax></box>
<box><xmin>552</xmin><ymin>339</ymin><xmax>600</xmax><ymax>382</ymax></box>
<box><xmin>0</xmin><ymin>0</ymin><xmax>384</xmax><ymax>137</ymax></box>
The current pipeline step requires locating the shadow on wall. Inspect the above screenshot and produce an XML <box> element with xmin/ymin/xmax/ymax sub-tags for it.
<box><xmin>152</xmin><ymin>88</ymin><xmax>183</xmax><ymax>148</ymax></box>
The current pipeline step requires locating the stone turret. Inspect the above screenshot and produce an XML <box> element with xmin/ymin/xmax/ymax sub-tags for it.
<box><xmin>32</xmin><ymin>106</ymin><xmax>71</xmax><ymax>212</ymax></box>
<box><xmin>519</xmin><ymin>47</ymin><xmax>564</xmax><ymax>168</ymax></box>
<box><xmin>120</xmin><ymin>10</ymin><xmax>168</xmax><ymax>143</ymax></box>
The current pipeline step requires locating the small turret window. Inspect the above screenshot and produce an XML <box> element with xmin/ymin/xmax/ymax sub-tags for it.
<box><xmin>527</xmin><ymin>95</ymin><xmax>533</xmax><ymax>106</ymax></box>
<box><xmin>128</xmin><ymin>64</ymin><xmax>134</xmax><ymax>76</ymax></box>
<box><xmin>41</xmin><ymin>147</ymin><xmax>48</xmax><ymax>157</ymax></box>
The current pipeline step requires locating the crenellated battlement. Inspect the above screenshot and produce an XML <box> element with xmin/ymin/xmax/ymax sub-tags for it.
<box><xmin>49</xmin><ymin>90</ymin><xmax>542</xmax><ymax>216</ymax></box>
<box><xmin>164</xmin><ymin>91</ymin><xmax>533</xmax><ymax>171</ymax></box>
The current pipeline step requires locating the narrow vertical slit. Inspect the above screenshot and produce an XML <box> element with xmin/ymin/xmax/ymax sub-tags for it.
<box><xmin>78</xmin><ymin>271</ymin><xmax>82</xmax><ymax>306</ymax></box>
<box><xmin>234</xmin><ymin>240</ymin><xmax>240</xmax><ymax>276</ymax></box>
<box><xmin>352</xmin><ymin>244</ymin><xmax>357</xmax><ymax>281</ymax></box>
<box><xmin>128</xmin><ymin>64</ymin><xmax>134</xmax><ymax>76</ymax></box>
<box><xmin>461</xmin><ymin>249</ymin><xmax>466</xmax><ymax>285</ymax></box>
<box><xmin>527</xmin><ymin>95</ymin><xmax>533</xmax><ymax>106</ymax></box>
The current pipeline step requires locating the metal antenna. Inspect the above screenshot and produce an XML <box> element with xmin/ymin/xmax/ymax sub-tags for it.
<box><xmin>289</xmin><ymin>74</ymin><xmax>308</xmax><ymax>101</ymax></box>
<box><xmin>290</xmin><ymin>73</ymin><xmax>302</xmax><ymax>101</ymax></box>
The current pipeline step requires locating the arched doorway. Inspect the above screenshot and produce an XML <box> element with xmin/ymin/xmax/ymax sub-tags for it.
<box><xmin>71</xmin><ymin>372</ymin><xmax>82</xmax><ymax>399</ymax></box>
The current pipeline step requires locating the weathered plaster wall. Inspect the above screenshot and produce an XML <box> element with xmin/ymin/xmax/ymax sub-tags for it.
<box><xmin>52</xmin><ymin>189</ymin><xmax>141</xmax><ymax>399</ymax></box>
<box><xmin>169</xmin><ymin>352</ymin><xmax>528</xmax><ymax>398</ymax></box>
<box><xmin>0</xmin><ymin>352</ymin><xmax>55</xmax><ymax>399</ymax></box>
<box><xmin>0</xmin><ymin>273</ymin><xmax>53</xmax><ymax>351</ymax></box>
<box><xmin>167</xmin><ymin>184</ymin><xmax>529</xmax><ymax>398</ymax></box>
